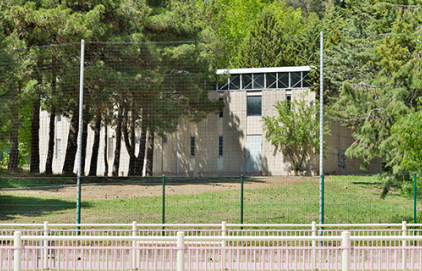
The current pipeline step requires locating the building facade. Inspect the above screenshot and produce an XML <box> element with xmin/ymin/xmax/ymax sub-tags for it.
<box><xmin>39</xmin><ymin>66</ymin><xmax>382</xmax><ymax>176</ymax></box>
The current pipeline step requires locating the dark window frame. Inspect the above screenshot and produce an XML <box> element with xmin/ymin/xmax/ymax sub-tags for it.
<box><xmin>190</xmin><ymin>136</ymin><xmax>195</xmax><ymax>157</ymax></box>
<box><xmin>286</xmin><ymin>94</ymin><xmax>292</xmax><ymax>110</ymax></box>
<box><xmin>218</xmin><ymin>136</ymin><xmax>223</xmax><ymax>156</ymax></box>
<box><xmin>219</xmin><ymin>97</ymin><xmax>224</xmax><ymax>118</ymax></box>
<box><xmin>247</xmin><ymin>96</ymin><xmax>262</xmax><ymax>117</ymax></box>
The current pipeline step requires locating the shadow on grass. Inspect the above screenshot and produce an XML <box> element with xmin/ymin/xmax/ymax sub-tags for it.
<box><xmin>0</xmin><ymin>176</ymin><xmax>271</xmax><ymax>189</ymax></box>
<box><xmin>0</xmin><ymin>195</ymin><xmax>89</xmax><ymax>221</ymax></box>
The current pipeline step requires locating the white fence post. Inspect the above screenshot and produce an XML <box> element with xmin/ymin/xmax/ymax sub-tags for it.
<box><xmin>402</xmin><ymin>221</ymin><xmax>407</xmax><ymax>269</ymax></box>
<box><xmin>342</xmin><ymin>231</ymin><xmax>350</xmax><ymax>271</ymax></box>
<box><xmin>222</xmin><ymin>221</ymin><xmax>227</xmax><ymax>270</ymax></box>
<box><xmin>43</xmin><ymin>221</ymin><xmax>48</xmax><ymax>268</ymax></box>
<box><xmin>312</xmin><ymin>221</ymin><xmax>317</xmax><ymax>270</ymax></box>
<box><xmin>14</xmin><ymin>231</ymin><xmax>22</xmax><ymax>271</ymax></box>
<box><xmin>177</xmin><ymin>231</ymin><xmax>185</xmax><ymax>271</ymax></box>
<box><xmin>132</xmin><ymin>221</ymin><xmax>138</xmax><ymax>269</ymax></box>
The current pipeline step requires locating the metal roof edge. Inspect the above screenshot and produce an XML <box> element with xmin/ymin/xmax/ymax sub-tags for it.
<box><xmin>216</xmin><ymin>66</ymin><xmax>311</xmax><ymax>75</ymax></box>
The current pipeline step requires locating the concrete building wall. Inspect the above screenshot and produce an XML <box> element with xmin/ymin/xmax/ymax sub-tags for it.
<box><xmin>38</xmin><ymin>71</ymin><xmax>381</xmax><ymax>176</ymax></box>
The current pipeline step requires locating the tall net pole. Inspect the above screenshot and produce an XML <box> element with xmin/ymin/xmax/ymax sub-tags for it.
<box><xmin>319</xmin><ymin>31</ymin><xmax>324</xmax><ymax>226</ymax></box>
<box><xmin>77</xmin><ymin>39</ymin><xmax>85</xmax><ymax>225</ymax></box>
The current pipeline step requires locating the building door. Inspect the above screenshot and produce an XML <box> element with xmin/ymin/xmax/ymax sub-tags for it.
<box><xmin>245</xmin><ymin>135</ymin><xmax>262</xmax><ymax>173</ymax></box>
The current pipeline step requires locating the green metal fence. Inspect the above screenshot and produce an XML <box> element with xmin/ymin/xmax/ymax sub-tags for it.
<box><xmin>1</xmin><ymin>174</ymin><xmax>421</xmax><ymax>224</ymax></box>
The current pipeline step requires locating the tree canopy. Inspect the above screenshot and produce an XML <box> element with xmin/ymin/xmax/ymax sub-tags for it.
<box><xmin>1</xmin><ymin>0</ymin><xmax>422</xmax><ymax>177</ymax></box>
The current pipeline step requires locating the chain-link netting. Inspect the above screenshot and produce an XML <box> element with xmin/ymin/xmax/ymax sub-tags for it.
<box><xmin>1</xmin><ymin>33</ymin><xmax>421</xmax><ymax>224</ymax></box>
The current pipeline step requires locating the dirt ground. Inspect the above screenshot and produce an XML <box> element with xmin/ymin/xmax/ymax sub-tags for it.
<box><xmin>1</xmin><ymin>176</ymin><xmax>315</xmax><ymax>200</ymax></box>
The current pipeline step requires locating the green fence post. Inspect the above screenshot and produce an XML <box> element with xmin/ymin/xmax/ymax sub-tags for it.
<box><xmin>240</xmin><ymin>175</ymin><xmax>244</xmax><ymax>230</ymax></box>
<box><xmin>320</xmin><ymin>174</ymin><xmax>324</xmax><ymax>225</ymax></box>
<box><xmin>162</xmin><ymin>175</ymin><xmax>165</xmax><ymax>236</ymax></box>
<box><xmin>77</xmin><ymin>176</ymin><xmax>81</xmax><ymax>223</ymax></box>
<box><xmin>319</xmin><ymin>174</ymin><xmax>324</xmax><ymax>246</ymax></box>
<box><xmin>77</xmin><ymin>176</ymin><xmax>81</xmax><ymax>235</ymax></box>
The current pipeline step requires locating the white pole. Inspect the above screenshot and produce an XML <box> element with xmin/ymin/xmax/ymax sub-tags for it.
<box><xmin>77</xmin><ymin>39</ymin><xmax>85</xmax><ymax>179</ymax></box>
<box><xmin>319</xmin><ymin>31</ymin><xmax>324</xmax><ymax>227</ymax></box>
<box><xmin>312</xmin><ymin>221</ymin><xmax>317</xmax><ymax>270</ymax></box>
<box><xmin>14</xmin><ymin>231</ymin><xmax>22</xmax><ymax>271</ymax></box>
<box><xmin>132</xmin><ymin>221</ymin><xmax>137</xmax><ymax>268</ymax></box>
<box><xmin>402</xmin><ymin>221</ymin><xmax>407</xmax><ymax>269</ymax></box>
<box><xmin>77</xmin><ymin>39</ymin><xmax>85</xmax><ymax>225</ymax></box>
<box><xmin>43</xmin><ymin>221</ymin><xmax>48</xmax><ymax>268</ymax></box>
<box><xmin>177</xmin><ymin>231</ymin><xmax>185</xmax><ymax>271</ymax></box>
<box><xmin>341</xmin><ymin>231</ymin><xmax>350</xmax><ymax>271</ymax></box>
<box><xmin>222</xmin><ymin>221</ymin><xmax>227</xmax><ymax>269</ymax></box>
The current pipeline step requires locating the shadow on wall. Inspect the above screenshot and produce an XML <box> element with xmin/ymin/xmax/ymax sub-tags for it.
<box><xmin>223</xmin><ymin>91</ymin><xmax>246</xmax><ymax>174</ymax></box>
<box><xmin>172</xmin><ymin>91</ymin><xmax>246</xmax><ymax>177</ymax></box>
<box><xmin>261</xmin><ymin>144</ymin><xmax>317</xmax><ymax>176</ymax></box>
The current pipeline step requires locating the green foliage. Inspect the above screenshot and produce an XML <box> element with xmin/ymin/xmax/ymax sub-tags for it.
<box><xmin>400</xmin><ymin>174</ymin><xmax>422</xmax><ymax>199</ymax></box>
<box><xmin>262</xmin><ymin>91</ymin><xmax>330</xmax><ymax>174</ymax></box>
<box><xmin>327</xmin><ymin>1</ymin><xmax>421</xmax><ymax>173</ymax></box>
<box><xmin>199</xmin><ymin>0</ymin><xmax>318</xmax><ymax>68</ymax></box>
<box><xmin>236</xmin><ymin>4</ymin><xmax>303</xmax><ymax>68</ymax></box>
<box><xmin>391</xmin><ymin>99</ymin><xmax>422</xmax><ymax>173</ymax></box>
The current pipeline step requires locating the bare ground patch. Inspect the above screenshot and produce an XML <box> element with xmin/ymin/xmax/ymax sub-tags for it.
<box><xmin>1</xmin><ymin>176</ymin><xmax>316</xmax><ymax>200</ymax></box>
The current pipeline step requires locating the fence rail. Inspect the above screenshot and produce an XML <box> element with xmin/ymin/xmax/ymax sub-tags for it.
<box><xmin>2</xmin><ymin>223</ymin><xmax>422</xmax><ymax>271</ymax></box>
<box><xmin>2</xmin><ymin>230</ymin><xmax>422</xmax><ymax>271</ymax></box>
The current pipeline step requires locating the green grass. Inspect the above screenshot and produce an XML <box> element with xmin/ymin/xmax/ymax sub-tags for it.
<box><xmin>1</xmin><ymin>175</ymin><xmax>421</xmax><ymax>224</ymax></box>
<box><xmin>0</xmin><ymin>175</ymin><xmax>163</xmax><ymax>189</ymax></box>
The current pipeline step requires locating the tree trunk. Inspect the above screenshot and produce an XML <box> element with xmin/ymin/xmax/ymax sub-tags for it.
<box><xmin>145</xmin><ymin>130</ymin><xmax>154</xmax><ymax>176</ymax></box>
<box><xmin>133</xmin><ymin>109</ymin><xmax>148</xmax><ymax>176</ymax></box>
<box><xmin>112</xmin><ymin>107</ymin><xmax>122</xmax><ymax>176</ymax></box>
<box><xmin>45</xmin><ymin>54</ymin><xmax>57</xmax><ymax>175</ymax></box>
<box><xmin>88</xmin><ymin>110</ymin><xmax>102</xmax><ymax>176</ymax></box>
<box><xmin>30</xmin><ymin>95</ymin><xmax>40</xmax><ymax>173</ymax></box>
<box><xmin>127</xmin><ymin>122</ymin><xmax>136</xmax><ymax>176</ymax></box>
<box><xmin>104</xmin><ymin>113</ymin><xmax>108</xmax><ymax>176</ymax></box>
<box><xmin>123</xmin><ymin>111</ymin><xmax>136</xmax><ymax>176</ymax></box>
<box><xmin>62</xmin><ymin>112</ymin><xmax>79</xmax><ymax>174</ymax></box>
<box><xmin>134</xmin><ymin>125</ymin><xmax>147</xmax><ymax>176</ymax></box>
<box><xmin>30</xmin><ymin>60</ymin><xmax>43</xmax><ymax>173</ymax></box>
<box><xmin>80</xmin><ymin>118</ymin><xmax>88</xmax><ymax>175</ymax></box>
<box><xmin>45</xmin><ymin>108</ymin><xmax>56</xmax><ymax>175</ymax></box>
<box><xmin>8</xmin><ymin>83</ymin><xmax>21</xmax><ymax>173</ymax></box>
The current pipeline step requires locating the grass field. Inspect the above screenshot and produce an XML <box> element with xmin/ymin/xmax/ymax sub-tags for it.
<box><xmin>1</xmin><ymin>174</ymin><xmax>421</xmax><ymax>224</ymax></box>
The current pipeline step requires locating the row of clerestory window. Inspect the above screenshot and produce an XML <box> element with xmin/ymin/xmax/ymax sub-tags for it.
<box><xmin>217</xmin><ymin>71</ymin><xmax>310</xmax><ymax>91</ymax></box>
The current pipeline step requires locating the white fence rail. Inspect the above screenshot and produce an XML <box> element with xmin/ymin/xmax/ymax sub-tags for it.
<box><xmin>2</xmin><ymin>231</ymin><xmax>422</xmax><ymax>271</ymax></box>
<box><xmin>2</xmin><ymin>222</ymin><xmax>422</xmax><ymax>271</ymax></box>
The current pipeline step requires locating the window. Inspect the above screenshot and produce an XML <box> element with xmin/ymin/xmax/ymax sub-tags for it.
<box><xmin>229</xmin><ymin>75</ymin><xmax>241</xmax><ymax>90</ymax></box>
<box><xmin>56</xmin><ymin>138</ymin><xmax>61</xmax><ymax>159</ymax></box>
<box><xmin>291</xmin><ymin>72</ymin><xmax>302</xmax><ymax>88</ymax></box>
<box><xmin>218</xmin><ymin>136</ymin><xmax>223</xmax><ymax>156</ymax></box>
<box><xmin>286</xmin><ymin>94</ymin><xmax>292</xmax><ymax>110</ymax></box>
<box><xmin>253</xmin><ymin>73</ymin><xmax>265</xmax><ymax>89</ymax></box>
<box><xmin>266</xmin><ymin>73</ymin><xmax>277</xmax><ymax>88</ymax></box>
<box><xmin>303</xmin><ymin>71</ymin><xmax>311</xmax><ymax>88</ymax></box>
<box><xmin>57</xmin><ymin>112</ymin><xmax>62</xmax><ymax>122</ymax></box>
<box><xmin>247</xmin><ymin>96</ymin><xmax>262</xmax><ymax>116</ymax></box>
<box><xmin>278</xmin><ymin>73</ymin><xmax>289</xmax><ymax>88</ymax></box>
<box><xmin>219</xmin><ymin>97</ymin><xmax>224</xmax><ymax>118</ymax></box>
<box><xmin>190</xmin><ymin>136</ymin><xmax>195</xmax><ymax>157</ymax></box>
<box><xmin>162</xmin><ymin>135</ymin><xmax>168</xmax><ymax>144</ymax></box>
<box><xmin>242</xmin><ymin>74</ymin><xmax>252</xmax><ymax>89</ymax></box>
